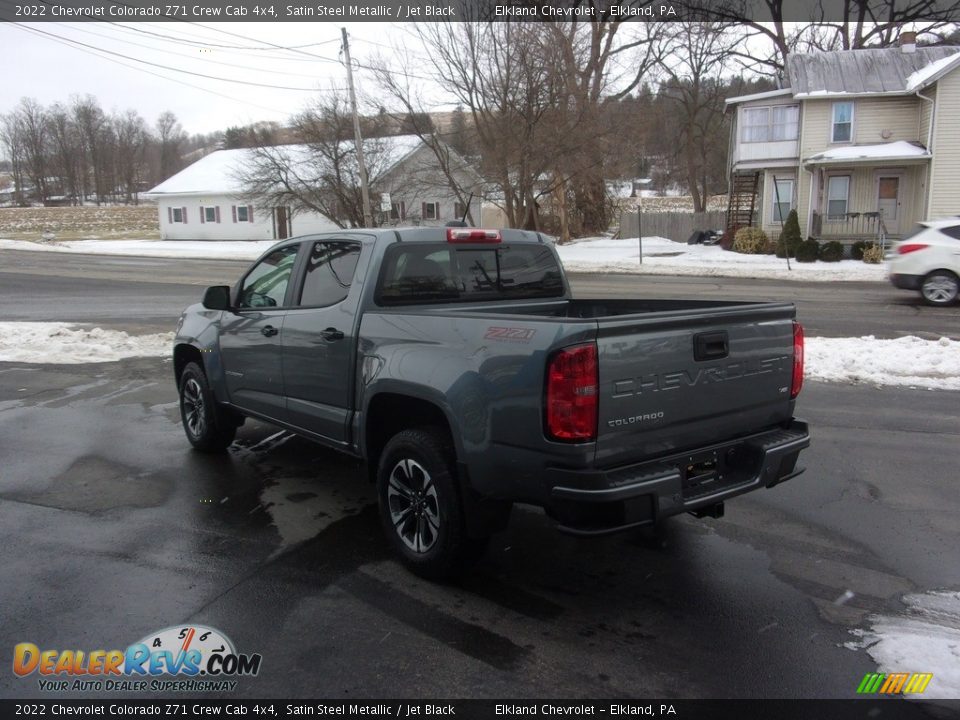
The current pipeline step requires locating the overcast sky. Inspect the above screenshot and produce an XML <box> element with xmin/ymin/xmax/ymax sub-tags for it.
<box><xmin>0</xmin><ymin>21</ymin><xmax>436</xmax><ymax>135</ymax></box>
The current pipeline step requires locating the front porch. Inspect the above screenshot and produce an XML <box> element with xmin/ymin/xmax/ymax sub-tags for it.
<box><xmin>803</xmin><ymin>157</ymin><xmax>929</xmax><ymax>249</ymax></box>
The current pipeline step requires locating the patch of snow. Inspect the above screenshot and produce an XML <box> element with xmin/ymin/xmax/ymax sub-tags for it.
<box><xmin>556</xmin><ymin>237</ymin><xmax>885</xmax><ymax>282</ymax></box>
<box><xmin>906</xmin><ymin>52</ymin><xmax>960</xmax><ymax>92</ymax></box>
<box><xmin>0</xmin><ymin>323</ymin><xmax>172</xmax><ymax>364</ymax></box>
<box><xmin>807</xmin><ymin>141</ymin><xmax>929</xmax><ymax>163</ymax></box>
<box><xmin>805</xmin><ymin>335</ymin><xmax>960</xmax><ymax>390</ymax></box>
<box><xmin>846</xmin><ymin>590</ymin><xmax>960</xmax><ymax>700</ymax></box>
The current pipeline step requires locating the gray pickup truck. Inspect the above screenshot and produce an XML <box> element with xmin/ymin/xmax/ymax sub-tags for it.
<box><xmin>174</xmin><ymin>227</ymin><xmax>809</xmax><ymax>577</ymax></box>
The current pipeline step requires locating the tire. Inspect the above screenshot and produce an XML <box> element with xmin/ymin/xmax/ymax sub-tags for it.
<box><xmin>920</xmin><ymin>270</ymin><xmax>959</xmax><ymax>306</ymax></box>
<box><xmin>376</xmin><ymin>427</ymin><xmax>488</xmax><ymax>579</ymax></box>
<box><xmin>178</xmin><ymin>362</ymin><xmax>237</xmax><ymax>452</ymax></box>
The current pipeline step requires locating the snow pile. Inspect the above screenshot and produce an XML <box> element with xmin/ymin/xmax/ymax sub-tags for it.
<box><xmin>0</xmin><ymin>323</ymin><xmax>173</xmax><ymax>364</ymax></box>
<box><xmin>556</xmin><ymin>236</ymin><xmax>886</xmax><ymax>282</ymax></box>
<box><xmin>906</xmin><ymin>52</ymin><xmax>960</xmax><ymax>92</ymax></box>
<box><xmin>805</xmin><ymin>335</ymin><xmax>960</xmax><ymax>390</ymax></box>
<box><xmin>846</xmin><ymin>590</ymin><xmax>960</xmax><ymax>700</ymax></box>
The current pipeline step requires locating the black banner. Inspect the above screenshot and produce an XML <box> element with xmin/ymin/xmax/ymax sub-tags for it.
<box><xmin>1</xmin><ymin>700</ymin><xmax>958</xmax><ymax>720</ymax></box>
<box><xmin>1</xmin><ymin>0</ymin><xmax>958</xmax><ymax>24</ymax></box>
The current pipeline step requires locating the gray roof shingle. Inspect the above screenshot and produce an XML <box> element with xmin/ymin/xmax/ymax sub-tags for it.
<box><xmin>787</xmin><ymin>46</ymin><xmax>960</xmax><ymax>96</ymax></box>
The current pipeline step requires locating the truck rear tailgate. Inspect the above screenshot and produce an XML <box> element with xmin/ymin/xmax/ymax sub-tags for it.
<box><xmin>594</xmin><ymin>303</ymin><xmax>797</xmax><ymax>467</ymax></box>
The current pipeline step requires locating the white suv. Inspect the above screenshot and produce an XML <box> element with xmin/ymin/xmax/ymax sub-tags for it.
<box><xmin>887</xmin><ymin>220</ymin><xmax>960</xmax><ymax>306</ymax></box>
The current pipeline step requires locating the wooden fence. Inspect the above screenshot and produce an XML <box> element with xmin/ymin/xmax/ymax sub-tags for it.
<box><xmin>619</xmin><ymin>210</ymin><xmax>727</xmax><ymax>242</ymax></box>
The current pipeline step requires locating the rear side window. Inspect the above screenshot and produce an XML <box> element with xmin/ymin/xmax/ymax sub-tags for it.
<box><xmin>299</xmin><ymin>241</ymin><xmax>361</xmax><ymax>307</ymax></box>
<box><xmin>377</xmin><ymin>243</ymin><xmax>564</xmax><ymax>305</ymax></box>
<box><xmin>939</xmin><ymin>225</ymin><xmax>960</xmax><ymax>240</ymax></box>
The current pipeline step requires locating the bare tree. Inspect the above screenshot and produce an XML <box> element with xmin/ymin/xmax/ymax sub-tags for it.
<box><xmin>156</xmin><ymin>111</ymin><xmax>185</xmax><ymax>181</ymax></box>
<box><xmin>657</xmin><ymin>23</ymin><xmax>735</xmax><ymax>212</ymax></box>
<box><xmin>0</xmin><ymin>112</ymin><xmax>26</xmax><ymax>206</ymax></box>
<box><xmin>235</xmin><ymin>94</ymin><xmax>396</xmax><ymax>228</ymax></box>
<box><xmin>16</xmin><ymin>99</ymin><xmax>50</xmax><ymax>204</ymax></box>
<box><xmin>72</xmin><ymin>95</ymin><xmax>109</xmax><ymax>204</ymax></box>
<box><xmin>680</xmin><ymin>0</ymin><xmax>960</xmax><ymax>75</ymax></box>
<box><xmin>47</xmin><ymin>103</ymin><xmax>82</xmax><ymax>204</ymax></box>
<box><xmin>114</xmin><ymin>110</ymin><xmax>148</xmax><ymax>204</ymax></box>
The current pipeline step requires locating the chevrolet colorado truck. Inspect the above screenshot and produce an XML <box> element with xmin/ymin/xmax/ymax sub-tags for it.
<box><xmin>174</xmin><ymin>227</ymin><xmax>809</xmax><ymax>577</ymax></box>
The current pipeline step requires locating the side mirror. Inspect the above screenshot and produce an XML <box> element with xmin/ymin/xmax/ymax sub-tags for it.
<box><xmin>202</xmin><ymin>285</ymin><xmax>231</xmax><ymax>311</ymax></box>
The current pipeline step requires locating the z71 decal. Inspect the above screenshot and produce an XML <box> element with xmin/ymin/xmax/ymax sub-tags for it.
<box><xmin>484</xmin><ymin>327</ymin><xmax>537</xmax><ymax>342</ymax></box>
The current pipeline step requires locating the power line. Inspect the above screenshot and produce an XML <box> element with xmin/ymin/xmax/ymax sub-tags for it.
<box><xmin>108</xmin><ymin>21</ymin><xmax>341</xmax><ymax>52</ymax></box>
<box><xmin>2</xmin><ymin>23</ymin><xmax>296</xmax><ymax>118</ymax></box>
<box><xmin>8</xmin><ymin>22</ymin><xmax>337</xmax><ymax>92</ymax></box>
<box><xmin>48</xmin><ymin>22</ymin><xmax>349</xmax><ymax>81</ymax></box>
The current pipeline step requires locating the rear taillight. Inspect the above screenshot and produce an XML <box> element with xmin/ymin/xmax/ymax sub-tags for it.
<box><xmin>898</xmin><ymin>243</ymin><xmax>929</xmax><ymax>255</ymax></box>
<box><xmin>545</xmin><ymin>343</ymin><xmax>598</xmax><ymax>441</ymax></box>
<box><xmin>447</xmin><ymin>228</ymin><xmax>501</xmax><ymax>243</ymax></box>
<box><xmin>791</xmin><ymin>321</ymin><xmax>804</xmax><ymax>399</ymax></box>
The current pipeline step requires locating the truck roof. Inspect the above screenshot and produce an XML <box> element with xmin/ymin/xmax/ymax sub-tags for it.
<box><xmin>266</xmin><ymin>227</ymin><xmax>550</xmax><ymax>253</ymax></box>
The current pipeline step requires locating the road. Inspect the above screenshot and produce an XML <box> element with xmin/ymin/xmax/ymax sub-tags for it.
<box><xmin>0</xmin><ymin>250</ymin><xmax>958</xmax><ymax>705</ymax></box>
<box><xmin>2</xmin><ymin>248</ymin><xmax>959</xmax><ymax>338</ymax></box>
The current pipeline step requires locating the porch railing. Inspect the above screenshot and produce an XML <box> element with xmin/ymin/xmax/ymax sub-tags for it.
<box><xmin>811</xmin><ymin>211</ymin><xmax>886</xmax><ymax>239</ymax></box>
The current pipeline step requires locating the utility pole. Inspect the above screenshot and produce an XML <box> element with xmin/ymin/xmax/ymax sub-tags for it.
<box><xmin>341</xmin><ymin>27</ymin><xmax>373</xmax><ymax>227</ymax></box>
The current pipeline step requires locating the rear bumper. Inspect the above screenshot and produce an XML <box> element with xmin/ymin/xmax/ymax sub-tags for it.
<box><xmin>889</xmin><ymin>273</ymin><xmax>923</xmax><ymax>290</ymax></box>
<box><xmin>544</xmin><ymin>420</ymin><xmax>810</xmax><ymax>536</ymax></box>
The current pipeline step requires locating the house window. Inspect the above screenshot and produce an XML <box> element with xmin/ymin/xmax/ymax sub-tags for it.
<box><xmin>204</xmin><ymin>206</ymin><xmax>219</xmax><ymax>223</ymax></box>
<box><xmin>741</xmin><ymin>105</ymin><xmax>799</xmax><ymax>142</ymax></box>
<box><xmin>422</xmin><ymin>202</ymin><xmax>439</xmax><ymax>220</ymax></box>
<box><xmin>171</xmin><ymin>207</ymin><xmax>184</xmax><ymax>223</ymax></box>
<box><xmin>832</xmin><ymin>102</ymin><xmax>854</xmax><ymax>143</ymax></box>
<box><xmin>454</xmin><ymin>201</ymin><xmax>466</xmax><ymax>220</ymax></box>
<box><xmin>235</xmin><ymin>205</ymin><xmax>251</xmax><ymax>223</ymax></box>
<box><xmin>390</xmin><ymin>201</ymin><xmax>405</xmax><ymax>221</ymax></box>
<box><xmin>771</xmin><ymin>178</ymin><xmax>795</xmax><ymax>223</ymax></box>
<box><xmin>826</xmin><ymin>176</ymin><xmax>850</xmax><ymax>220</ymax></box>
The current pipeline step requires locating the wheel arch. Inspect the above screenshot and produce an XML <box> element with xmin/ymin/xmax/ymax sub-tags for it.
<box><xmin>173</xmin><ymin>343</ymin><xmax>204</xmax><ymax>386</ymax></box>
<box><xmin>364</xmin><ymin>392</ymin><xmax>457</xmax><ymax>481</ymax></box>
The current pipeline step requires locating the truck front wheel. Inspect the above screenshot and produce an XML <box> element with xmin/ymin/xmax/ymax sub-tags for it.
<box><xmin>376</xmin><ymin>427</ymin><xmax>487</xmax><ymax>579</ymax></box>
<box><xmin>178</xmin><ymin>362</ymin><xmax>237</xmax><ymax>452</ymax></box>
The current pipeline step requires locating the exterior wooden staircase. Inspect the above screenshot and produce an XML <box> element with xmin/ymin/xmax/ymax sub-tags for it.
<box><xmin>725</xmin><ymin>171</ymin><xmax>760</xmax><ymax>232</ymax></box>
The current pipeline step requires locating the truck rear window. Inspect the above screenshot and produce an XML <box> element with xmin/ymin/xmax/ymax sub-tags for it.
<box><xmin>376</xmin><ymin>244</ymin><xmax>564</xmax><ymax>305</ymax></box>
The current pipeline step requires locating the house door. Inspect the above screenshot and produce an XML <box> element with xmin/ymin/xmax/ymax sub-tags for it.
<box><xmin>274</xmin><ymin>206</ymin><xmax>290</xmax><ymax>239</ymax></box>
<box><xmin>876</xmin><ymin>175</ymin><xmax>901</xmax><ymax>234</ymax></box>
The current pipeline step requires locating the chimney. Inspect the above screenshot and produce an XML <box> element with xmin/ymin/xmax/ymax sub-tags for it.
<box><xmin>901</xmin><ymin>31</ymin><xmax>917</xmax><ymax>54</ymax></box>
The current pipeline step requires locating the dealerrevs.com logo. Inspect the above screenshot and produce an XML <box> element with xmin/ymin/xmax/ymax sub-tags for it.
<box><xmin>13</xmin><ymin>625</ymin><xmax>262</xmax><ymax>693</ymax></box>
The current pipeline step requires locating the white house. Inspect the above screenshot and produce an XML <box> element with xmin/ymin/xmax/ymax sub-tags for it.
<box><xmin>144</xmin><ymin>135</ymin><xmax>482</xmax><ymax>241</ymax></box>
<box><xmin>725</xmin><ymin>42</ymin><xmax>960</xmax><ymax>243</ymax></box>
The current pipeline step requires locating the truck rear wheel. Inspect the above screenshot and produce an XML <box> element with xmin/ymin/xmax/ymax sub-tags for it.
<box><xmin>376</xmin><ymin>427</ymin><xmax>487</xmax><ymax>579</ymax></box>
<box><xmin>178</xmin><ymin>362</ymin><xmax>237</xmax><ymax>452</ymax></box>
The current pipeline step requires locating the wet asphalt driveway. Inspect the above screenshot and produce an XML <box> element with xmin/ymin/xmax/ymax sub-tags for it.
<box><xmin>1</xmin><ymin>252</ymin><xmax>959</xmax><ymax>703</ymax></box>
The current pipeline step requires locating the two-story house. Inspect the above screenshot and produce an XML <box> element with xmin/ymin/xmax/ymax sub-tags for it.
<box><xmin>726</xmin><ymin>40</ymin><xmax>960</xmax><ymax>246</ymax></box>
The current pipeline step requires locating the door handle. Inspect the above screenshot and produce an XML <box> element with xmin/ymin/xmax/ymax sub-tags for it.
<box><xmin>261</xmin><ymin>325</ymin><xmax>279</xmax><ymax>337</ymax></box>
<box><xmin>320</xmin><ymin>327</ymin><xmax>344</xmax><ymax>341</ymax></box>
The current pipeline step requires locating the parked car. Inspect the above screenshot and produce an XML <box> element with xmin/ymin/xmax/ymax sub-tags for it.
<box><xmin>887</xmin><ymin>220</ymin><xmax>960</xmax><ymax>306</ymax></box>
<box><xmin>174</xmin><ymin>227</ymin><xmax>809</xmax><ymax>577</ymax></box>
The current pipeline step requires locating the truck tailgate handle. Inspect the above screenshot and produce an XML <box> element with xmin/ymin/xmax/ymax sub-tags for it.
<box><xmin>694</xmin><ymin>331</ymin><xmax>728</xmax><ymax>361</ymax></box>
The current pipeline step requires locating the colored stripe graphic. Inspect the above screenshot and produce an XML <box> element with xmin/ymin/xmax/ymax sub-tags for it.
<box><xmin>857</xmin><ymin>672</ymin><xmax>932</xmax><ymax>694</ymax></box>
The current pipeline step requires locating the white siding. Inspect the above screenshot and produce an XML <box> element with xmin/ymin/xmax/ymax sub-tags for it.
<box><xmin>928</xmin><ymin>70</ymin><xmax>960</xmax><ymax>218</ymax></box>
<box><xmin>157</xmin><ymin>195</ymin><xmax>336</xmax><ymax>240</ymax></box>
<box><xmin>731</xmin><ymin>97</ymin><xmax>800</xmax><ymax>166</ymax></box>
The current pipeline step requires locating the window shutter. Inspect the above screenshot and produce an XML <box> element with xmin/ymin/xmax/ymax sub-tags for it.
<box><xmin>248</xmin><ymin>205</ymin><xmax>253</xmax><ymax>223</ymax></box>
<box><xmin>231</xmin><ymin>205</ymin><xmax>237</xmax><ymax>223</ymax></box>
<box><xmin>200</xmin><ymin>206</ymin><xmax>205</xmax><ymax>224</ymax></box>
<box><xmin>422</xmin><ymin>202</ymin><xmax>427</xmax><ymax>219</ymax></box>
<box><xmin>215</xmin><ymin>206</ymin><xmax>221</xmax><ymax>223</ymax></box>
<box><xmin>167</xmin><ymin>207</ymin><xmax>172</xmax><ymax>224</ymax></box>
<box><xmin>182</xmin><ymin>207</ymin><xmax>187</xmax><ymax>224</ymax></box>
